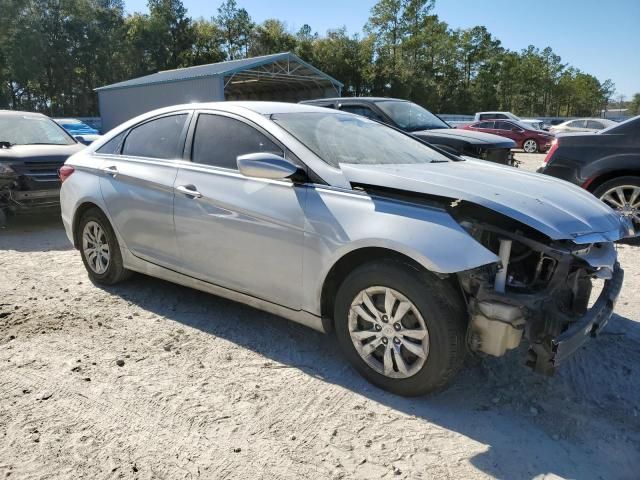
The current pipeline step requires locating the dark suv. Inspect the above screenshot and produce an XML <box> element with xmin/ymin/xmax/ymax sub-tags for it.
<box><xmin>0</xmin><ymin>110</ymin><xmax>84</xmax><ymax>225</ymax></box>
<box><xmin>300</xmin><ymin>97</ymin><xmax>516</xmax><ymax>165</ymax></box>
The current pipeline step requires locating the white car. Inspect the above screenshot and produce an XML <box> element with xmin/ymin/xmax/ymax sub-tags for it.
<box><xmin>549</xmin><ymin>118</ymin><xmax>617</xmax><ymax>135</ymax></box>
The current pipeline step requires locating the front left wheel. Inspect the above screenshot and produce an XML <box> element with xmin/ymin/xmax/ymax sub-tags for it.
<box><xmin>77</xmin><ymin>207</ymin><xmax>131</xmax><ymax>285</ymax></box>
<box><xmin>334</xmin><ymin>260</ymin><xmax>468</xmax><ymax>396</ymax></box>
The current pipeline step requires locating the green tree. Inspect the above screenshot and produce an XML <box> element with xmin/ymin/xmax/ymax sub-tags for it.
<box><xmin>629</xmin><ymin>93</ymin><xmax>640</xmax><ymax>115</ymax></box>
<box><xmin>190</xmin><ymin>19</ymin><xmax>225</xmax><ymax>65</ymax></box>
<box><xmin>216</xmin><ymin>0</ymin><xmax>254</xmax><ymax>60</ymax></box>
<box><xmin>294</xmin><ymin>24</ymin><xmax>317</xmax><ymax>62</ymax></box>
<box><xmin>249</xmin><ymin>19</ymin><xmax>296</xmax><ymax>56</ymax></box>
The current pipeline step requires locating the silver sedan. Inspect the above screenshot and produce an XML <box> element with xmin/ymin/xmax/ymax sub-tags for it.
<box><xmin>60</xmin><ymin>102</ymin><xmax>633</xmax><ymax>396</ymax></box>
<box><xmin>549</xmin><ymin>118</ymin><xmax>617</xmax><ymax>134</ymax></box>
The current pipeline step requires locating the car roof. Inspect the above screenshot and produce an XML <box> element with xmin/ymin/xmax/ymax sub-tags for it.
<box><xmin>54</xmin><ymin>118</ymin><xmax>84</xmax><ymax>123</ymax></box>
<box><xmin>143</xmin><ymin>101</ymin><xmax>347</xmax><ymax>116</ymax></box>
<box><xmin>301</xmin><ymin>97</ymin><xmax>410</xmax><ymax>104</ymax></box>
<box><xmin>565</xmin><ymin>117</ymin><xmax>612</xmax><ymax>122</ymax></box>
<box><xmin>0</xmin><ymin>110</ymin><xmax>49</xmax><ymax>119</ymax></box>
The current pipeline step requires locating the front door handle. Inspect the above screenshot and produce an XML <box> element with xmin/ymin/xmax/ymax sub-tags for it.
<box><xmin>176</xmin><ymin>185</ymin><xmax>203</xmax><ymax>199</ymax></box>
<box><xmin>101</xmin><ymin>165</ymin><xmax>118</xmax><ymax>177</ymax></box>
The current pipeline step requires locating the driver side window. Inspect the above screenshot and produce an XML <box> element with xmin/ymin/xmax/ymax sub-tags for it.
<box><xmin>191</xmin><ymin>114</ymin><xmax>284</xmax><ymax>170</ymax></box>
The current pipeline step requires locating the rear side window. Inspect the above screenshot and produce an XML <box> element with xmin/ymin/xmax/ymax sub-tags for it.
<box><xmin>191</xmin><ymin>114</ymin><xmax>283</xmax><ymax>170</ymax></box>
<box><xmin>475</xmin><ymin>121</ymin><xmax>494</xmax><ymax>129</ymax></box>
<box><xmin>495</xmin><ymin>121</ymin><xmax>513</xmax><ymax>130</ymax></box>
<box><xmin>96</xmin><ymin>131</ymin><xmax>125</xmax><ymax>155</ymax></box>
<box><xmin>479</xmin><ymin>113</ymin><xmax>505</xmax><ymax>120</ymax></box>
<box><xmin>122</xmin><ymin>114</ymin><xmax>188</xmax><ymax>160</ymax></box>
<box><xmin>569</xmin><ymin>120</ymin><xmax>586</xmax><ymax>128</ymax></box>
<box><xmin>587</xmin><ymin>120</ymin><xmax>603</xmax><ymax>129</ymax></box>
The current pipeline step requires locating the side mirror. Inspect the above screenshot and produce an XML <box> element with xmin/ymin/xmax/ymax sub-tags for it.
<box><xmin>511</xmin><ymin>128</ymin><xmax>520</xmax><ymax>133</ymax></box>
<box><xmin>237</xmin><ymin>152</ymin><xmax>298</xmax><ymax>180</ymax></box>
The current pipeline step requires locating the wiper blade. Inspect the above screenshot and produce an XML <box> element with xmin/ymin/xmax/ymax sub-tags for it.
<box><xmin>0</xmin><ymin>141</ymin><xmax>12</xmax><ymax>148</ymax></box>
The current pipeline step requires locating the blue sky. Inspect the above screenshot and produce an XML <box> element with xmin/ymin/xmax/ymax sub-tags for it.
<box><xmin>125</xmin><ymin>0</ymin><xmax>640</xmax><ymax>98</ymax></box>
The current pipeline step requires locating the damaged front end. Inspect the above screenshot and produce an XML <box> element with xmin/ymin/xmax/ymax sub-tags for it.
<box><xmin>453</xmin><ymin>203</ymin><xmax>627</xmax><ymax>375</ymax></box>
<box><xmin>0</xmin><ymin>163</ymin><xmax>18</xmax><ymax>226</ymax></box>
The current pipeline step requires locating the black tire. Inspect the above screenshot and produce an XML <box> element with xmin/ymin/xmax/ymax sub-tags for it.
<box><xmin>522</xmin><ymin>138</ymin><xmax>538</xmax><ymax>153</ymax></box>
<box><xmin>77</xmin><ymin>207</ymin><xmax>131</xmax><ymax>285</ymax></box>
<box><xmin>334</xmin><ymin>260</ymin><xmax>467</xmax><ymax>396</ymax></box>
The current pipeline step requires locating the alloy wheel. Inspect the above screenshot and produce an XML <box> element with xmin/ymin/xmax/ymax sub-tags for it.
<box><xmin>599</xmin><ymin>185</ymin><xmax>640</xmax><ymax>226</ymax></box>
<box><xmin>523</xmin><ymin>139</ymin><xmax>538</xmax><ymax>153</ymax></box>
<box><xmin>348</xmin><ymin>286</ymin><xmax>429</xmax><ymax>379</ymax></box>
<box><xmin>82</xmin><ymin>221</ymin><xmax>110</xmax><ymax>274</ymax></box>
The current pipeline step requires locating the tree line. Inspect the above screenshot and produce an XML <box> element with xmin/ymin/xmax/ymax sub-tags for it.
<box><xmin>0</xmin><ymin>0</ymin><xmax>624</xmax><ymax>118</ymax></box>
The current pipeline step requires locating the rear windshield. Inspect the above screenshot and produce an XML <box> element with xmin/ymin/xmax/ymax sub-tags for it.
<box><xmin>598</xmin><ymin>115</ymin><xmax>640</xmax><ymax>135</ymax></box>
<box><xmin>376</xmin><ymin>100</ymin><xmax>450</xmax><ymax>131</ymax></box>
<box><xmin>0</xmin><ymin>115</ymin><xmax>76</xmax><ymax>146</ymax></box>
<box><xmin>272</xmin><ymin>112</ymin><xmax>453</xmax><ymax>168</ymax></box>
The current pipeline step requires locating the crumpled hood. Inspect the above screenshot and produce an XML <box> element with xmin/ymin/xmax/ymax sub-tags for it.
<box><xmin>340</xmin><ymin>159</ymin><xmax>631</xmax><ymax>243</ymax></box>
<box><xmin>412</xmin><ymin>128</ymin><xmax>516</xmax><ymax>148</ymax></box>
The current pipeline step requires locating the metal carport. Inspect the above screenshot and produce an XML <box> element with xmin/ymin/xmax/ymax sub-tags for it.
<box><xmin>95</xmin><ymin>52</ymin><xmax>343</xmax><ymax>132</ymax></box>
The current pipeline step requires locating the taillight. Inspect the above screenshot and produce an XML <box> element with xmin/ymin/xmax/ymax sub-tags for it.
<box><xmin>58</xmin><ymin>165</ymin><xmax>75</xmax><ymax>183</ymax></box>
<box><xmin>542</xmin><ymin>139</ymin><xmax>559</xmax><ymax>167</ymax></box>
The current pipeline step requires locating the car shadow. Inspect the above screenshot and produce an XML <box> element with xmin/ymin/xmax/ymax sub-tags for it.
<box><xmin>0</xmin><ymin>214</ymin><xmax>73</xmax><ymax>252</ymax></box>
<box><xmin>100</xmin><ymin>272</ymin><xmax>640</xmax><ymax>479</ymax></box>
<box><xmin>7</xmin><ymin>215</ymin><xmax>639</xmax><ymax>477</ymax></box>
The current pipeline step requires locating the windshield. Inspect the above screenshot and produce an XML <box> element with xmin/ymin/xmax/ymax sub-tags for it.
<box><xmin>272</xmin><ymin>112</ymin><xmax>453</xmax><ymax>168</ymax></box>
<box><xmin>375</xmin><ymin>101</ymin><xmax>450</xmax><ymax>131</ymax></box>
<box><xmin>0</xmin><ymin>115</ymin><xmax>76</xmax><ymax>145</ymax></box>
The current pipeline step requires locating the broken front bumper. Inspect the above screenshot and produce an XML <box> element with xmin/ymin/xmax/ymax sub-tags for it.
<box><xmin>2</xmin><ymin>188</ymin><xmax>61</xmax><ymax>211</ymax></box>
<box><xmin>534</xmin><ymin>262</ymin><xmax>624</xmax><ymax>372</ymax></box>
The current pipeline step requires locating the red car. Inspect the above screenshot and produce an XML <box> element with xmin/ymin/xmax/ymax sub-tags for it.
<box><xmin>463</xmin><ymin>119</ymin><xmax>554</xmax><ymax>153</ymax></box>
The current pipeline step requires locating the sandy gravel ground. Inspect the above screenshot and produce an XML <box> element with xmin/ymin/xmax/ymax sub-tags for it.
<box><xmin>1</xmin><ymin>155</ymin><xmax>639</xmax><ymax>479</ymax></box>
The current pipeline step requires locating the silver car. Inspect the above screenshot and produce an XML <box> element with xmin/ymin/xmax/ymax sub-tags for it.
<box><xmin>60</xmin><ymin>102</ymin><xmax>634</xmax><ymax>396</ymax></box>
<box><xmin>550</xmin><ymin>118</ymin><xmax>617</xmax><ymax>135</ymax></box>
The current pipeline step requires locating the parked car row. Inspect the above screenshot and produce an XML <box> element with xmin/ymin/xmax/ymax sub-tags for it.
<box><xmin>57</xmin><ymin>101</ymin><xmax>634</xmax><ymax>396</ymax></box>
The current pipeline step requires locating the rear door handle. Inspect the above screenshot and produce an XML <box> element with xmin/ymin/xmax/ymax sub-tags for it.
<box><xmin>101</xmin><ymin>165</ymin><xmax>118</xmax><ymax>177</ymax></box>
<box><xmin>175</xmin><ymin>185</ymin><xmax>203</xmax><ymax>199</ymax></box>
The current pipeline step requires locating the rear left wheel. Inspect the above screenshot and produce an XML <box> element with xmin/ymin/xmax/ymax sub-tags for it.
<box><xmin>77</xmin><ymin>207</ymin><xmax>131</xmax><ymax>285</ymax></box>
<box><xmin>334</xmin><ymin>260</ymin><xmax>467</xmax><ymax>396</ymax></box>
